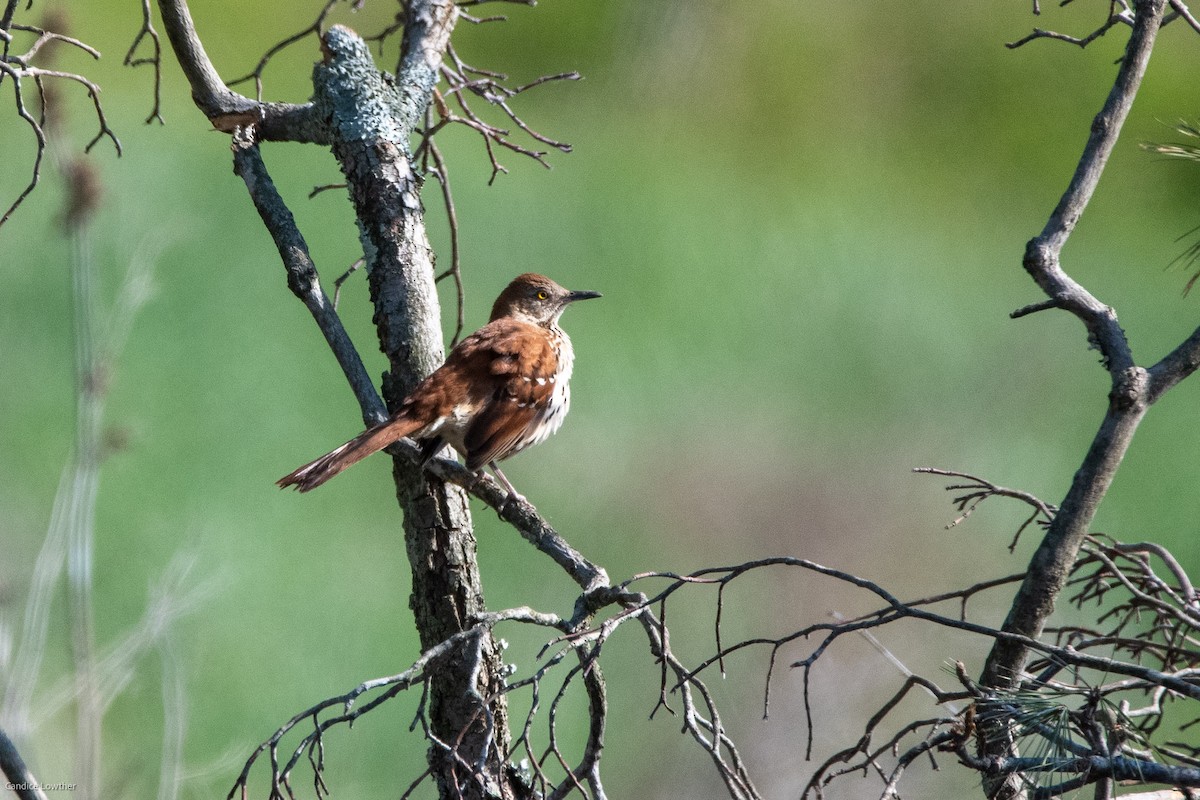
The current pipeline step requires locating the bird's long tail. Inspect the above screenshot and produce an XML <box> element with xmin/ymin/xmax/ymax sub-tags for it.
<box><xmin>277</xmin><ymin>416</ymin><xmax>422</xmax><ymax>492</ymax></box>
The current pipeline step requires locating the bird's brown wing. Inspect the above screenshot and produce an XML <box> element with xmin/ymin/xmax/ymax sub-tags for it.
<box><xmin>459</xmin><ymin>320</ymin><xmax>559</xmax><ymax>471</ymax></box>
<box><xmin>278</xmin><ymin>318</ymin><xmax>558</xmax><ymax>490</ymax></box>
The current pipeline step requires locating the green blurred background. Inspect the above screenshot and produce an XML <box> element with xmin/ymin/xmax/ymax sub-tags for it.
<box><xmin>3</xmin><ymin>2</ymin><xmax>1200</xmax><ymax>797</ymax></box>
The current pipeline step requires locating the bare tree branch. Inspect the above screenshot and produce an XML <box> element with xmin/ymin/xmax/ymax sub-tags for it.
<box><xmin>225</xmin><ymin>0</ymin><xmax>342</xmax><ymax>99</ymax></box>
<box><xmin>229</xmin><ymin>606</ymin><xmax>567</xmax><ymax>800</ymax></box>
<box><xmin>0</xmin><ymin>727</ymin><xmax>49</xmax><ymax>800</ymax></box>
<box><xmin>154</xmin><ymin>0</ymin><xmax>252</xmax><ymax>116</ymax></box>
<box><xmin>229</xmin><ymin>131</ymin><xmax>385</xmax><ymax>427</ymax></box>
<box><xmin>0</xmin><ymin>21</ymin><xmax>121</xmax><ymax>227</ymax></box>
<box><xmin>413</xmin><ymin>38</ymin><xmax>578</xmax><ymax>185</ymax></box>
<box><xmin>155</xmin><ymin>0</ymin><xmax>324</xmax><ymax>142</ymax></box>
<box><xmin>631</xmin><ymin>602</ymin><xmax>762</xmax><ymax>800</ymax></box>
<box><xmin>1168</xmin><ymin>0</ymin><xmax>1200</xmax><ymax>32</ymax></box>
<box><xmin>124</xmin><ymin>0</ymin><xmax>164</xmax><ymax>123</ymax></box>
<box><xmin>1147</xmin><ymin>323</ymin><xmax>1200</xmax><ymax>401</ymax></box>
<box><xmin>954</xmin><ymin>750</ymin><xmax>1200</xmax><ymax>793</ymax></box>
<box><xmin>915</xmin><ymin>467</ymin><xmax>1056</xmax><ymax>551</ymax></box>
<box><xmin>616</xmin><ymin>535</ymin><xmax>1200</xmax><ymax>800</ymax></box>
<box><xmin>1006</xmin><ymin>10</ymin><xmax>1134</xmax><ymax>49</ymax></box>
<box><xmin>423</xmin><ymin>137</ymin><xmax>467</xmax><ymax>347</ymax></box>
<box><xmin>986</xmin><ymin>0</ymin><xmax>1166</xmax><ymax>693</ymax></box>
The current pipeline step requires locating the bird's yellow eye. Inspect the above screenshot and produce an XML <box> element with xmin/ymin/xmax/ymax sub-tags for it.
<box><xmin>536</xmin><ymin>291</ymin><xmax>548</xmax><ymax>300</ymax></box>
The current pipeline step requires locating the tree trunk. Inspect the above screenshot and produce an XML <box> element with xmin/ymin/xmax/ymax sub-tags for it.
<box><xmin>312</xmin><ymin>15</ymin><xmax>519</xmax><ymax>800</ymax></box>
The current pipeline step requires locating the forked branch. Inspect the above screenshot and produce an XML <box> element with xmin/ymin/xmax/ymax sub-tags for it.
<box><xmin>0</xmin><ymin>22</ymin><xmax>121</xmax><ymax>227</ymax></box>
<box><xmin>986</xmin><ymin>0</ymin><xmax>1166</xmax><ymax>700</ymax></box>
<box><xmin>124</xmin><ymin>0</ymin><xmax>164</xmax><ymax>123</ymax></box>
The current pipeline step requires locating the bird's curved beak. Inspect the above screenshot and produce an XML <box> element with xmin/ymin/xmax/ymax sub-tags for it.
<box><xmin>566</xmin><ymin>290</ymin><xmax>602</xmax><ymax>303</ymax></box>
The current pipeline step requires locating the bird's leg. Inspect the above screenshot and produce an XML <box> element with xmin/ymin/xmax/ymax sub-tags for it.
<box><xmin>488</xmin><ymin>462</ymin><xmax>525</xmax><ymax>510</ymax></box>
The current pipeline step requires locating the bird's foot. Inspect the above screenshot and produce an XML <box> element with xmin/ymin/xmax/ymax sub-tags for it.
<box><xmin>464</xmin><ymin>468</ymin><xmax>525</xmax><ymax>514</ymax></box>
<box><xmin>497</xmin><ymin>490</ymin><xmax>528</xmax><ymax>517</ymax></box>
<box><xmin>487</xmin><ymin>462</ymin><xmax>527</xmax><ymax>514</ymax></box>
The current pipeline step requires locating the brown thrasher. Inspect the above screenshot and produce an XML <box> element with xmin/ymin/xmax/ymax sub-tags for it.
<box><xmin>277</xmin><ymin>273</ymin><xmax>601</xmax><ymax>501</ymax></box>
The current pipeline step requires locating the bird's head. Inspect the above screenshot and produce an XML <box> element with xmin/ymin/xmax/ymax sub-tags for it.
<box><xmin>490</xmin><ymin>273</ymin><xmax>601</xmax><ymax>326</ymax></box>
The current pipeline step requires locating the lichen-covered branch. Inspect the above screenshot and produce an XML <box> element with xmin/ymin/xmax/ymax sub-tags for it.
<box><xmin>308</xmin><ymin>12</ymin><xmax>530</xmax><ymax>797</ymax></box>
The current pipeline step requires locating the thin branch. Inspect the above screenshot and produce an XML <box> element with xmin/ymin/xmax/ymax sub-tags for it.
<box><xmin>635</xmin><ymin>603</ymin><xmax>762</xmax><ymax>800</ymax></box>
<box><xmin>1104</xmin><ymin>540</ymin><xmax>1198</xmax><ymax>607</ymax></box>
<box><xmin>0</xmin><ymin>727</ymin><xmax>49</xmax><ymax>800</ymax></box>
<box><xmin>228</xmin><ymin>624</ymin><xmax>479</xmax><ymax>799</ymax></box>
<box><xmin>0</xmin><ymin>20</ymin><xmax>122</xmax><ymax>227</ymax></box>
<box><xmin>915</xmin><ymin>467</ymin><xmax>1056</xmax><ymax>552</ymax></box>
<box><xmin>424</xmin><ymin>136</ymin><xmax>466</xmax><ymax>347</ymax></box>
<box><xmin>331</xmin><ymin>257</ymin><xmax>363</xmax><ymax>310</ymax></box>
<box><xmin>229</xmin><ymin>130</ymin><xmax>385</xmax><ymax>426</ymax></box>
<box><xmin>1147</xmin><ymin>322</ymin><xmax>1200</xmax><ymax>401</ymax></box>
<box><xmin>1014</xmin><ymin>0</ymin><xmax>1165</xmax><ymax>374</ymax></box>
<box><xmin>1006</xmin><ymin>10</ymin><xmax>1133</xmax><ymax>49</ymax></box>
<box><xmin>7</xmin><ymin>24</ymin><xmax>102</xmax><ymax>60</ymax></box>
<box><xmin>417</xmin><ymin>40</ymin><xmax>578</xmax><ymax>183</ymax></box>
<box><xmin>229</xmin><ymin>605</ymin><xmax>622</xmax><ymax>800</ymax></box>
<box><xmin>804</xmin><ymin>677</ymin><xmax>965</xmax><ymax>798</ymax></box>
<box><xmin>619</xmin><ymin>558</ymin><xmax>1200</xmax><ymax>703</ymax></box>
<box><xmin>124</xmin><ymin>0</ymin><xmax>164</xmax><ymax>123</ymax></box>
<box><xmin>619</xmin><ymin>545</ymin><xmax>1200</xmax><ymax>799</ymax></box>
<box><xmin>1010</xmin><ymin>297</ymin><xmax>1063</xmax><ymax>318</ymax></box>
<box><xmin>225</xmin><ymin>0</ymin><xmax>341</xmax><ymax>99</ymax></box>
<box><xmin>0</xmin><ymin>61</ymin><xmax>48</xmax><ymax>227</ymax></box>
<box><xmin>1078</xmin><ymin>543</ymin><xmax>1200</xmax><ymax>628</ymax></box>
<box><xmin>20</xmin><ymin>67</ymin><xmax>121</xmax><ymax>155</ymax></box>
